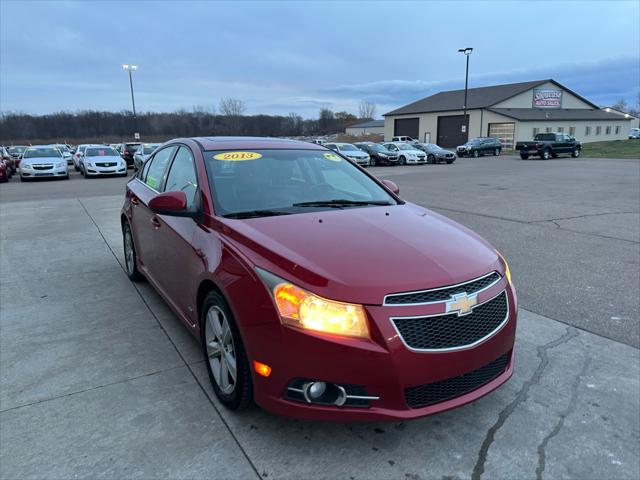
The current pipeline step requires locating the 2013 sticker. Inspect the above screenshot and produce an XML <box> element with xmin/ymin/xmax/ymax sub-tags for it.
<box><xmin>213</xmin><ymin>151</ymin><xmax>262</xmax><ymax>161</ymax></box>
<box><xmin>323</xmin><ymin>153</ymin><xmax>341</xmax><ymax>162</ymax></box>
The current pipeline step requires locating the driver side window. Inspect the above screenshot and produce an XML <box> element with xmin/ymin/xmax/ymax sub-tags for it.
<box><xmin>164</xmin><ymin>147</ymin><xmax>198</xmax><ymax>208</ymax></box>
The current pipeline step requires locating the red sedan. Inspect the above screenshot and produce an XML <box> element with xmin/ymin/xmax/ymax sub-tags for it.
<box><xmin>121</xmin><ymin>137</ymin><xmax>517</xmax><ymax>421</ymax></box>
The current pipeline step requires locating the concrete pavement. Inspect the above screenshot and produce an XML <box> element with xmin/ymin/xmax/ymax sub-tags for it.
<box><xmin>1</xmin><ymin>158</ymin><xmax>639</xmax><ymax>479</ymax></box>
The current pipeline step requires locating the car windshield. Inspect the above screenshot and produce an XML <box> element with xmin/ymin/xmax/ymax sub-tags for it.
<box><xmin>86</xmin><ymin>147</ymin><xmax>119</xmax><ymax>157</ymax></box>
<box><xmin>23</xmin><ymin>148</ymin><xmax>62</xmax><ymax>158</ymax></box>
<box><xmin>467</xmin><ymin>140</ymin><xmax>481</xmax><ymax>145</ymax></box>
<box><xmin>398</xmin><ymin>144</ymin><xmax>414</xmax><ymax>151</ymax></box>
<box><xmin>143</xmin><ymin>144</ymin><xmax>159</xmax><ymax>154</ymax></box>
<box><xmin>370</xmin><ymin>145</ymin><xmax>388</xmax><ymax>153</ymax></box>
<box><xmin>338</xmin><ymin>144</ymin><xmax>358</xmax><ymax>152</ymax></box>
<box><xmin>428</xmin><ymin>144</ymin><xmax>444</xmax><ymax>150</ymax></box>
<box><xmin>204</xmin><ymin>149</ymin><xmax>397</xmax><ymax>217</ymax></box>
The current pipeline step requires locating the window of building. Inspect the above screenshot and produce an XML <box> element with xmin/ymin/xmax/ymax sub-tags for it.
<box><xmin>596</xmin><ymin>126</ymin><xmax>601</xmax><ymax>135</ymax></box>
<box><xmin>585</xmin><ymin>126</ymin><xmax>591</xmax><ymax>136</ymax></box>
<box><xmin>533</xmin><ymin>127</ymin><xmax>540</xmax><ymax>137</ymax></box>
<box><xmin>558</xmin><ymin>127</ymin><xmax>564</xmax><ymax>133</ymax></box>
<box><xmin>545</xmin><ymin>127</ymin><xmax>552</xmax><ymax>133</ymax></box>
<box><xmin>569</xmin><ymin>127</ymin><xmax>576</xmax><ymax>136</ymax></box>
<box><xmin>615</xmin><ymin>126</ymin><xmax>620</xmax><ymax>134</ymax></box>
<box><xmin>605</xmin><ymin>126</ymin><xmax>611</xmax><ymax>135</ymax></box>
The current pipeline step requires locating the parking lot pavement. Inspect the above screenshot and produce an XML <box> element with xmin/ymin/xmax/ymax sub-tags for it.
<box><xmin>1</xmin><ymin>159</ymin><xmax>639</xmax><ymax>479</ymax></box>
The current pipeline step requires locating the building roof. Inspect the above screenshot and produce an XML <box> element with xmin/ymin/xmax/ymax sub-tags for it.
<box><xmin>600</xmin><ymin>107</ymin><xmax>640</xmax><ymax>119</ymax></box>
<box><xmin>383</xmin><ymin>79</ymin><xmax>599</xmax><ymax>116</ymax></box>
<box><xmin>347</xmin><ymin>119</ymin><xmax>384</xmax><ymax>128</ymax></box>
<box><xmin>488</xmin><ymin>108</ymin><xmax>633</xmax><ymax>122</ymax></box>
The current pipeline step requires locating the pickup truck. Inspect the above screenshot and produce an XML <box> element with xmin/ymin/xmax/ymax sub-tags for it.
<box><xmin>515</xmin><ymin>133</ymin><xmax>581</xmax><ymax>159</ymax></box>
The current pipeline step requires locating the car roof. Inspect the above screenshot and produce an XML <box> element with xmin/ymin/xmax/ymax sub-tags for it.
<box><xmin>188</xmin><ymin>136</ymin><xmax>326</xmax><ymax>152</ymax></box>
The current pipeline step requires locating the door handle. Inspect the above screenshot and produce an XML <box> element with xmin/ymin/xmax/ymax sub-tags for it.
<box><xmin>151</xmin><ymin>216</ymin><xmax>161</xmax><ymax>229</ymax></box>
<box><xmin>131</xmin><ymin>197</ymin><xmax>139</xmax><ymax>206</ymax></box>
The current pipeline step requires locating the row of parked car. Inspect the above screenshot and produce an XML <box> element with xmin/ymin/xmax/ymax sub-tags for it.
<box><xmin>323</xmin><ymin>140</ymin><xmax>457</xmax><ymax>167</ymax></box>
<box><xmin>0</xmin><ymin>141</ymin><xmax>161</xmax><ymax>182</ymax></box>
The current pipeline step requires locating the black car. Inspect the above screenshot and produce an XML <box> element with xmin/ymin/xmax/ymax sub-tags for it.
<box><xmin>456</xmin><ymin>137</ymin><xmax>502</xmax><ymax>158</ymax></box>
<box><xmin>515</xmin><ymin>133</ymin><xmax>581</xmax><ymax>159</ymax></box>
<box><xmin>120</xmin><ymin>142</ymin><xmax>142</xmax><ymax>168</ymax></box>
<box><xmin>354</xmin><ymin>142</ymin><xmax>399</xmax><ymax>166</ymax></box>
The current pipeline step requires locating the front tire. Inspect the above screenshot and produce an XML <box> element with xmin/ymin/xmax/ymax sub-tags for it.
<box><xmin>369</xmin><ymin>157</ymin><xmax>376</xmax><ymax>167</ymax></box>
<box><xmin>122</xmin><ymin>222</ymin><xmax>143</xmax><ymax>281</ymax></box>
<box><xmin>473</xmin><ymin>150</ymin><xmax>479</xmax><ymax>158</ymax></box>
<box><xmin>398</xmin><ymin>155</ymin><xmax>406</xmax><ymax>165</ymax></box>
<box><xmin>520</xmin><ymin>153</ymin><xmax>529</xmax><ymax>160</ymax></box>
<box><xmin>427</xmin><ymin>154</ymin><xmax>435</xmax><ymax>164</ymax></box>
<box><xmin>493</xmin><ymin>148</ymin><xmax>500</xmax><ymax>156</ymax></box>
<box><xmin>572</xmin><ymin>148</ymin><xmax>581</xmax><ymax>158</ymax></box>
<box><xmin>201</xmin><ymin>291</ymin><xmax>252</xmax><ymax>410</ymax></box>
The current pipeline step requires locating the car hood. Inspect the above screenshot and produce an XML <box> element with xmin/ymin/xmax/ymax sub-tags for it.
<box><xmin>399</xmin><ymin>149</ymin><xmax>423</xmax><ymax>155</ymax></box>
<box><xmin>87</xmin><ymin>155</ymin><xmax>122</xmax><ymax>162</ymax></box>
<box><xmin>21</xmin><ymin>157</ymin><xmax>62</xmax><ymax>164</ymax></box>
<box><xmin>341</xmin><ymin>151</ymin><xmax>368</xmax><ymax>157</ymax></box>
<box><xmin>222</xmin><ymin>203</ymin><xmax>500</xmax><ymax>305</ymax></box>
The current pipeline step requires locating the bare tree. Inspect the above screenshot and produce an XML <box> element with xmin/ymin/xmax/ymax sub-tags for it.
<box><xmin>219</xmin><ymin>97</ymin><xmax>246</xmax><ymax>117</ymax></box>
<box><xmin>358</xmin><ymin>100</ymin><xmax>376</xmax><ymax>120</ymax></box>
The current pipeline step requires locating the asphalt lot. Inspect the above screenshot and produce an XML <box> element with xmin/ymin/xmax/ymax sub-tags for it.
<box><xmin>1</xmin><ymin>155</ymin><xmax>639</xmax><ymax>479</ymax></box>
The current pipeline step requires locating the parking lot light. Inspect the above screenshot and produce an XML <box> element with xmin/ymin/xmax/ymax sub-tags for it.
<box><xmin>457</xmin><ymin>47</ymin><xmax>473</xmax><ymax>140</ymax></box>
<box><xmin>122</xmin><ymin>64</ymin><xmax>138</xmax><ymax>137</ymax></box>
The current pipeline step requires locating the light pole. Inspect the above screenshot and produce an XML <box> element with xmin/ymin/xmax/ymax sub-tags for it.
<box><xmin>457</xmin><ymin>48</ymin><xmax>473</xmax><ymax>140</ymax></box>
<box><xmin>122</xmin><ymin>64</ymin><xmax>138</xmax><ymax>138</ymax></box>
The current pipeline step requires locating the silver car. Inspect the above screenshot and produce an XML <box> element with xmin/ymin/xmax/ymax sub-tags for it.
<box><xmin>382</xmin><ymin>142</ymin><xmax>427</xmax><ymax>165</ymax></box>
<box><xmin>133</xmin><ymin>143</ymin><xmax>160</xmax><ymax>171</ymax></box>
<box><xmin>51</xmin><ymin>144</ymin><xmax>73</xmax><ymax>165</ymax></box>
<box><xmin>20</xmin><ymin>146</ymin><xmax>69</xmax><ymax>181</ymax></box>
<box><xmin>414</xmin><ymin>143</ymin><xmax>456</xmax><ymax>164</ymax></box>
<box><xmin>325</xmin><ymin>143</ymin><xmax>370</xmax><ymax>166</ymax></box>
<box><xmin>80</xmin><ymin>145</ymin><xmax>128</xmax><ymax>178</ymax></box>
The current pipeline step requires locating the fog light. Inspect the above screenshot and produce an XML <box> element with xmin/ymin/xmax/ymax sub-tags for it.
<box><xmin>307</xmin><ymin>381</ymin><xmax>326</xmax><ymax>399</ymax></box>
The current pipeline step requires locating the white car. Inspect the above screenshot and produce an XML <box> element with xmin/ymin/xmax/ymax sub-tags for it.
<box><xmin>391</xmin><ymin>136</ymin><xmax>419</xmax><ymax>144</ymax></box>
<box><xmin>325</xmin><ymin>143</ymin><xmax>370</xmax><ymax>166</ymax></box>
<box><xmin>382</xmin><ymin>142</ymin><xmax>427</xmax><ymax>165</ymax></box>
<box><xmin>20</xmin><ymin>146</ymin><xmax>69</xmax><ymax>181</ymax></box>
<box><xmin>80</xmin><ymin>145</ymin><xmax>127</xmax><ymax>178</ymax></box>
<box><xmin>50</xmin><ymin>144</ymin><xmax>73</xmax><ymax>165</ymax></box>
<box><xmin>629</xmin><ymin>128</ymin><xmax>640</xmax><ymax>139</ymax></box>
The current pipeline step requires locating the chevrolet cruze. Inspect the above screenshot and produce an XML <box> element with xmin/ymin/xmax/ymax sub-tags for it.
<box><xmin>121</xmin><ymin>137</ymin><xmax>517</xmax><ymax>421</ymax></box>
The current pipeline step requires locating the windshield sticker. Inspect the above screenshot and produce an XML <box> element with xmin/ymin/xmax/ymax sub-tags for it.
<box><xmin>213</xmin><ymin>151</ymin><xmax>262</xmax><ymax>161</ymax></box>
<box><xmin>323</xmin><ymin>153</ymin><xmax>342</xmax><ymax>162</ymax></box>
<box><xmin>146</xmin><ymin>176</ymin><xmax>158</xmax><ymax>189</ymax></box>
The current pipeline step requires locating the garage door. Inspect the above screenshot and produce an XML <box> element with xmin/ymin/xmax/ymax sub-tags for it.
<box><xmin>488</xmin><ymin>123</ymin><xmax>515</xmax><ymax>149</ymax></box>
<box><xmin>437</xmin><ymin>115</ymin><xmax>469</xmax><ymax>147</ymax></box>
<box><xmin>394</xmin><ymin>118</ymin><xmax>419</xmax><ymax>138</ymax></box>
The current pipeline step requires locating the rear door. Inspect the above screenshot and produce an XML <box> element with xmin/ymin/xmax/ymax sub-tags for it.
<box><xmin>152</xmin><ymin>146</ymin><xmax>202</xmax><ymax>326</ymax></box>
<box><xmin>127</xmin><ymin>145</ymin><xmax>177</xmax><ymax>283</ymax></box>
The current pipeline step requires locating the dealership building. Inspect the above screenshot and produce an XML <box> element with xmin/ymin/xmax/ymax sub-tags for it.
<box><xmin>383</xmin><ymin>79</ymin><xmax>633</xmax><ymax>148</ymax></box>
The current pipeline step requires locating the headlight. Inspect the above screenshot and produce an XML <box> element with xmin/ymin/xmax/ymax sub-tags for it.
<box><xmin>497</xmin><ymin>252</ymin><xmax>512</xmax><ymax>285</ymax></box>
<box><xmin>21</xmin><ymin>164</ymin><xmax>31</xmax><ymax>169</ymax></box>
<box><xmin>379</xmin><ymin>153</ymin><xmax>387</xmax><ymax>158</ymax></box>
<box><xmin>273</xmin><ymin>283</ymin><xmax>369</xmax><ymax>338</ymax></box>
<box><xmin>56</xmin><ymin>162</ymin><xmax>65</xmax><ymax>168</ymax></box>
<box><xmin>86</xmin><ymin>161</ymin><xmax>93</xmax><ymax>167</ymax></box>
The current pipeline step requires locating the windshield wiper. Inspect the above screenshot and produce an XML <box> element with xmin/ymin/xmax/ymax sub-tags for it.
<box><xmin>292</xmin><ymin>199</ymin><xmax>393</xmax><ymax>208</ymax></box>
<box><xmin>223</xmin><ymin>209</ymin><xmax>292</xmax><ymax>219</ymax></box>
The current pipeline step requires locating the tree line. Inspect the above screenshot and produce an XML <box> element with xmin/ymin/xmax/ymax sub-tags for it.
<box><xmin>0</xmin><ymin>98</ymin><xmax>378</xmax><ymax>144</ymax></box>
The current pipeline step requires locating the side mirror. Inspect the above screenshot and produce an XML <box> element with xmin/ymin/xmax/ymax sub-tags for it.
<box><xmin>382</xmin><ymin>179</ymin><xmax>399</xmax><ymax>195</ymax></box>
<box><xmin>149</xmin><ymin>191</ymin><xmax>188</xmax><ymax>215</ymax></box>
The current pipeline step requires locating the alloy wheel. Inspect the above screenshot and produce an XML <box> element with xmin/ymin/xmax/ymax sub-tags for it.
<box><xmin>124</xmin><ymin>227</ymin><xmax>135</xmax><ymax>275</ymax></box>
<box><xmin>205</xmin><ymin>306</ymin><xmax>237</xmax><ymax>395</ymax></box>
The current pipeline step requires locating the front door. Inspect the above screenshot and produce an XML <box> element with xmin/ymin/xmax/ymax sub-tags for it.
<box><xmin>152</xmin><ymin>146</ymin><xmax>202</xmax><ymax>326</ymax></box>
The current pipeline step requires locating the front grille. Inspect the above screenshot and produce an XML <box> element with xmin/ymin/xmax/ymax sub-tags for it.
<box><xmin>33</xmin><ymin>165</ymin><xmax>53</xmax><ymax>170</ymax></box>
<box><xmin>404</xmin><ymin>351</ymin><xmax>511</xmax><ymax>408</ymax></box>
<box><xmin>385</xmin><ymin>272</ymin><xmax>500</xmax><ymax>305</ymax></box>
<box><xmin>96</xmin><ymin>162</ymin><xmax>116</xmax><ymax>167</ymax></box>
<box><xmin>392</xmin><ymin>291</ymin><xmax>508</xmax><ymax>350</ymax></box>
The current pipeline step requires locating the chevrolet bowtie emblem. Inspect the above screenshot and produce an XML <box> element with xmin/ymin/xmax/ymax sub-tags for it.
<box><xmin>446</xmin><ymin>292</ymin><xmax>478</xmax><ymax>316</ymax></box>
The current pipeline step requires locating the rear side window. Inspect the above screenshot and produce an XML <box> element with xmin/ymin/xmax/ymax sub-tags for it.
<box><xmin>143</xmin><ymin>146</ymin><xmax>176</xmax><ymax>190</ymax></box>
<box><xmin>164</xmin><ymin>147</ymin><xmax>198</xmax><ymax>208</ymax></box>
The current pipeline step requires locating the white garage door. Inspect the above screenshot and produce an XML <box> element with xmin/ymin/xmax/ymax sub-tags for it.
<box><xmin>488</xmin><ymin>123</ymin><xmax>515</xmax><ymax>149</ymax></box>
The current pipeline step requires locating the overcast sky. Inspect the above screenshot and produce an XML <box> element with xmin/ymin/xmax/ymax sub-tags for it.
<box><xmin>1</xmin><ymin>0</ymin><xmax>639</xmax><ymax>118</ymax></box>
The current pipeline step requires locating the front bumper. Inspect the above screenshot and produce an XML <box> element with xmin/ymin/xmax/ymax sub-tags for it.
<box><xmin>85</xmin><ymin>165</ymin><xmax>127</xmax><ymax>176</ymax></box>
<box><xmin>20</xmin><ymin>166</ymin><xmax>68</xmax><ymax>177</ymax></box>
<box><xmin>407</xmin><ymin>156</ymin><xmax>426</xmax><ymax>164</ymax></box>
<box><xmin>244</xmin><ymin>279</ymin><xmax>517</xmax><ymax>421</ymax></box>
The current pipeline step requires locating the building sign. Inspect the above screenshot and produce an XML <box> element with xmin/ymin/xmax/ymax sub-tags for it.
<box><xmin>533</xmin><ymin>89</ymin><xmax>562</xmax><ymax>108</ymax></box>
